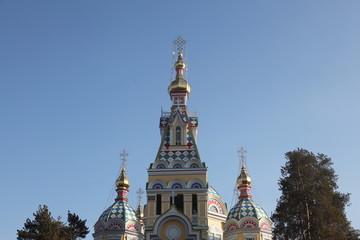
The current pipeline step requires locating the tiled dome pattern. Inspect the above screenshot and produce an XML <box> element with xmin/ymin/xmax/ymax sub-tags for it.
<box><xmin>99</xmin><ymin>201</ymin><xmax>137</xmax><ymax>222</ymax></box>
<box><xmin>227</xmin><ymin>198</ymin><xmax>270</xmax><ymax>221</ymax></box>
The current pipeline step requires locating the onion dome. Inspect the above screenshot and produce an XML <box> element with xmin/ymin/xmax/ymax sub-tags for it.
<box><xmin>93</xmin><ymin>168</ymin><xmax>143</xmax><ymax>239</ymax></box>
<box><xmin>168</xmin><ymin>53</ymin><xmax>191</xmax><ymax>94</ymax></box>
<box><xmin>136</xmin><ymin>203</ymin><xmax>144</xmax><ymax>220</ymax></box>
<box><xmin>237</xmin><ymin>165</ymin><xmax>252</xmax><ymax>185</ymax></box>
<box><xmin>116</xmin><ymin>168</ymin><xmax>130</xmax><ymax>188</ymax></box>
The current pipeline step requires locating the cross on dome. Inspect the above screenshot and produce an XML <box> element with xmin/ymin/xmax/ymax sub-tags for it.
<box><xmin>120</xmin><ymin>149</ymin><xmax>129</xmax><ymax>170</ymax></box>
<box><xmin>237</xmin><ymin>147</ymin><xmax>247</xmax><ymax>167</ymax></box>
<box><xmin>173</xmin><ymin>36</ymin><xmax>187</xmax><ymax>54</ymax></box>
<box><xmin>136</xmin><ymin>187</ymin><xmax>145</xmax><ymax>206</ymax></box>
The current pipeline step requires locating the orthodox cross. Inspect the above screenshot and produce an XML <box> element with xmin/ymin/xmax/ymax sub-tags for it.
<box><xmin>173</xmin><ymin>36</ymin><xmax>187</xmax><ymax>53</ymax></box>
<box><xmin>171</xmin><ymin>36</ymin><xmax>188</xmax><ymax>81</ymax></box>
<box><xmin>237</xmin><ymin>146</ymin><xmax>247</xmax><ymax>167</ymax></box>
<box><xmin>136</xmin><ymin>187</ymin><xmax>145</xmax><ymax>206</ymax></box>
<box><xmin>120</xmin><ymin>149</ymin><xmax>129</xmax><ymax>170</ymax></box>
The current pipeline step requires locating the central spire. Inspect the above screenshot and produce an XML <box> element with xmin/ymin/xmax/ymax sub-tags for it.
<box><xmin>168</xmin><ymin>37</ymin><xmax>191</xmax><ymax>106</ymax></box>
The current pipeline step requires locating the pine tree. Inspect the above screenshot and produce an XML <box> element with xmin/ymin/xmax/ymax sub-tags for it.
<box><xmin>65</xmin><ymin>212</ymin><xmax>90</xmax><ymax>240</ymax></box>
<box><xmin>272</xmin><ymin>149</ymin><xmax>359</xmax><ymax>240</ymax></box>
<box><xmin>17</xmin><ymin>205</ymin><xmax>89</xmax><ymax>240</ymax></box>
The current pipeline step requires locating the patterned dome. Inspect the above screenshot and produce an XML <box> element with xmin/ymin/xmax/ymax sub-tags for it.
<box><xmin>93</xmin><ymin>168</ymin><xmax>143</xmax><ymax>238</ymax></box>
<box><xmin>208</xmin><ymin>186</ymin><xmax>221</xmax><ymax>198</ymax></box>
<box><xmin>99</xmin><ymin>201</ymin><xmax>138</xmax><ymax>223</ymax></box>
<box><xmin>207</xmin><ymin>186</ymin><xmax>228</xmax><ymax>216</ymax></box>
<box><xmin>227</xmin><ymin>198</ymin><xmax>270</xmax><ymax>221</ymax></box>
<box><xmin>224</xmin><ymin>164</ymin><xmax>272</xmax><ymax>237</ymax></box>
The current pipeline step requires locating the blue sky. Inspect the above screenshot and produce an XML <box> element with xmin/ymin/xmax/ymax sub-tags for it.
<box><xmin>1</xmin><ymin>1</ymin><xmax>360</xmax><ymax>239</ymax></box>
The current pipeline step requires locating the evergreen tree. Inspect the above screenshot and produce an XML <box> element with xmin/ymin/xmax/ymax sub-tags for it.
<box><xmin>17</xmin><ymin>205</ymin><xmax>89</xmax><ymax>240</ymax></box>
<box><xmin>272</xmin><ymin>149</ymin><xmax>359</xmax><ymax>240</ymax></box>
<box><xmin>65</xmin><ymin>212</ymin><xmax>90</xmax><ymax>240</ymax></box>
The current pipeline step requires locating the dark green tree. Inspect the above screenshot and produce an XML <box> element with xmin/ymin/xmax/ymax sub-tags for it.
<box><xmin>65</xmin><ymin>212</ymin><xmax>90</xmax><ymax>240</ymax></box>
<box><xmin>272</xmin><ymin>149</ymin><xmax>359</xmax><ymax>240</ymax></box>
<box><xmin>17</xmin><ymin>205</ymin><xmax>89</xmax><ymax>240</ymax></box>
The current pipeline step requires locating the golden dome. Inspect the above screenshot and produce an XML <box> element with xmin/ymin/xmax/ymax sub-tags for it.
<box><xmin>237</xmin><ymin>165</ymin><xmax>252</xmax><ymax>185</ymax></box>
<box><xmin>174</xmin><ymin>53</ymin><xmax>186</xmax><ymax>69</ymax></box>
<box><xmin>168</xmin><ymin>77</ymin><xmax>191</xmax><ymax>94</ymax></box>
<box><xmin>116</xmin><ymin>168</ymin><xmax>130</xmax><ymax>188</ymax></box>
<box><xmin>136</xmin><ymin>204</ymin><xmax>144</xmax><ymax>219</ymax></box>
<box><xmin>168</xmin><ymin>53</ymin><xmax>191</xmax><ymax>94</ymax></box>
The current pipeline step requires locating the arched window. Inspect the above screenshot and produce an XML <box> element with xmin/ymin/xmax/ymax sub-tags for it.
<box><xmin>175</xmin><ymin>126</ymin><xmax>181</xmax><ymax>145</ymax></box>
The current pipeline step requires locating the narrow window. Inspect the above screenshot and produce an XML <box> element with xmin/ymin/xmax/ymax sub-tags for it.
<box><xmin>192</xmin><ymin>194</ymin><xmax>198</xmax><ymax>215</ymax></box>
<box><xmin>172</xmin><ymin>194</ymin><xmax>184</xmax><ymax>213</ymax></box>
<box><xmin>175</xmin><ymin>126</ymin><xmax>181</xmax><ymax>145</ymax></box>
<box><xmin>156</xmin><ymin>194</ymin><xmax>162</xmax><ymax>215</ymax></box>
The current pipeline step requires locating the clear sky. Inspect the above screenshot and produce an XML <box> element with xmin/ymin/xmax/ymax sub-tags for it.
<box><xmin>1</xmin><ymin>1</ymin><xmax>360</xmax><ymax>239</ymax></box>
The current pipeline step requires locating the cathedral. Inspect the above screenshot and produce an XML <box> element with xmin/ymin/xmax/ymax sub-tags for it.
<box><xmin>92</xmin><ymin>38</ymin><xmax>273</xmax><ymax>240</ymax></box>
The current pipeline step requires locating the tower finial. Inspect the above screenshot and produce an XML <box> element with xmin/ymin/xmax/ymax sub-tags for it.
<box><xmin>231</xmin><ymin>147</ymin><xmax>248</xmax><ymax>206</ymax></box>
<box><xmin>236</xmin><ymin>148</ymin><xmax>252</xmax><ymax>199</ymax></box>
<box><xmin>168</xmin><ymin>37</ymin><xmax>191</xmax><ymax>97</ymax></box>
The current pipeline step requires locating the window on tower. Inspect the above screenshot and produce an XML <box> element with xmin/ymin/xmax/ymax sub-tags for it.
<box><xmin>156</xmin><ymin>194</ymin><xmax>162</xmax><ymax>215</ymax></box>
<box><xmin>175</xmin><ymin>126</ymin><xmax>181</xmax><ymax>145</ymax></box>
<box><xmin>170</xmin><ymin>194</ymin><xmax>184</xmax><ymax>213</ymax></box>
<box><xmin>192</xmin><ymin>194</ymin><xmax>198</xmax><ymax>215</ymax></box>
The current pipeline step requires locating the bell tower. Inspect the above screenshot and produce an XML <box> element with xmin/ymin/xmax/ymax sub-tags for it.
<box><xmin>144</xmin><ymin>37</ymin><xmax>209</xmax><ymax>239</ymax></box>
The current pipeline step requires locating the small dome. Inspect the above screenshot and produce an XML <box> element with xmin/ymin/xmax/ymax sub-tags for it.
<box><xmin>99</xmin><ymin>201</ymin><xmax>138</xmax><ymax>223</ymax></box>
<box><xmin>136</xmin><ymin>204</ymin><xmax>144</xmax><ymax>219</ymax></box>
<box><xmin>237</xmin><ymin>165</ymin><xmax>252</xmax><ymax>185</ymax></box>
<box><xmin>207</xmin><ymin>186</ymin><xmax>228</xmax><ymax>215</ymax></box>
<box><xmin>207</xmin><ymin>186</ymin><xmax>221</xmax><ymax>198</ymax></box>
<box><xmin>227</xmin><ymin>198</ymin><xmax>270</xmax><ymax>222</ymax></box>
<box><xmin>116</xmin><ymin>168</ymin><xmax>130</xmax><ymax>188</ymax></box>
<box><xmin>174</xmin><ymin>53</ymin><xmax>186</xmax><ymax>69</ymax></box>
<box><xmin>94</xmin><ymin>167</ymin><xmax>143</xmax><ymax>238</ymax></box>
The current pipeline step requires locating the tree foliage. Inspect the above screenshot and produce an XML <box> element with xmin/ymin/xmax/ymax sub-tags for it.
<box><xmin>272</xmin><ymin>149</ymin><xmax>359</xmax><ymax>240</ymax></box>
<box><xmin>17</xmin><ymin>205</ymin><xmax>89</xmax><ymax>240</ymax></box>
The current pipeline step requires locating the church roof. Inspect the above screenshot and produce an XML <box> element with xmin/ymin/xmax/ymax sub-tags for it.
<box><xmin>208</xmin><ymin>186</ymin><xmax>221</xmax><ymax>198</ymax></box>
<box><xmin>94</xmin><ymin>167</ymin><xmax>143</xmax><ymax>237</ymax></box>
<box><xmin>227</xmin><ymin>198</ymin><xmax>270</xmax><ymax>221</ymax></box>
<box><xmin>99</xmin><ymin>201</ymin><xmax>138</xmax><ymax>222</ymax></box>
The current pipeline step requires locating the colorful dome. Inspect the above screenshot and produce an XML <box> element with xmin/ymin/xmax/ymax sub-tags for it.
<box><xmin>224</xmin><ymin>163</ymin><xmax>272</xmax><ymax>238</ymax></box>
<box><xmin>208</xmin><ymin>186</ymin><xmax>221</xmax><ymax>198</ymax></box>
<box><xmin>237</xmin><ymin>165</ymin><xmax>252</xmax><ymax>185</ymax></box>
<box><xmin>207</xmin><ymin>186</ymin><xmax>228</xmax><ymax>216</ymax></box>
<box><xmin>99</xmin><ymin>201</ymin><xmax>138</xmax><ymax>223</ymax></box>
<box><xmin>116</xmin><ymin>168</ymin><xmax>130</xmax><ymax>188</ymax></box>
<box><xmin>227</xmin><ymin>198</ymin><xmax>270</xmax><ymax>221</ymax></box>
<box><xmin>93</xmin><ymin>168</ymin><xmax>143</xmax><ymax>238</ymax></box>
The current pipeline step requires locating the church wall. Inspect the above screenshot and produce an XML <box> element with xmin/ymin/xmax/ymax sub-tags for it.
<box><xmin>148</xmin><ymin>173</ymin><xmax>207</xmax><ymax>188</ymax></box>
